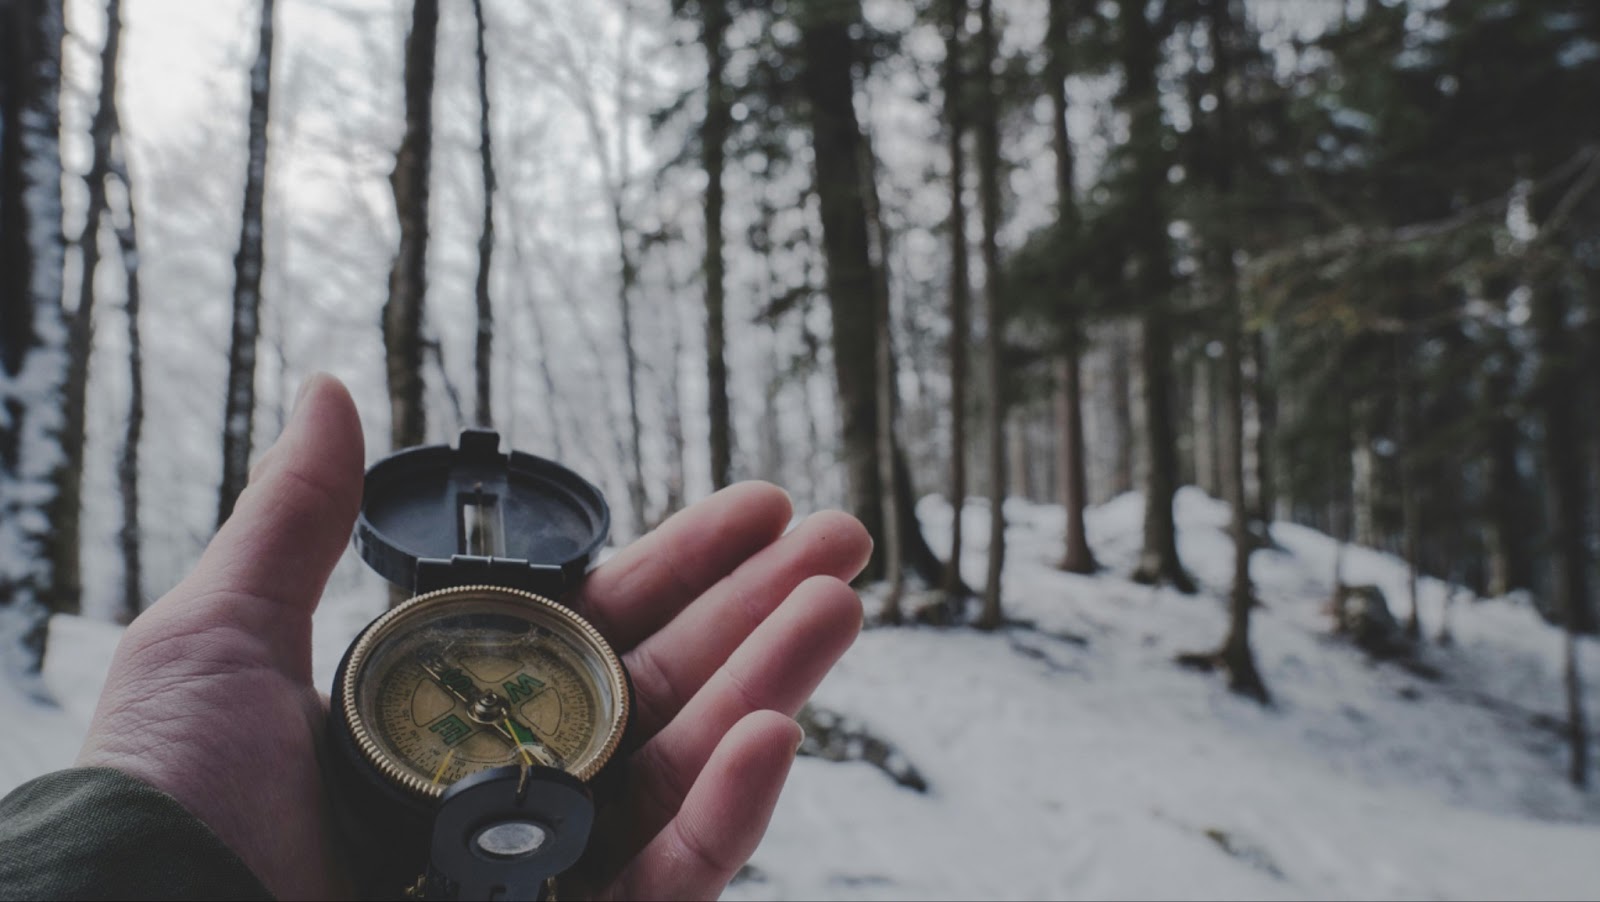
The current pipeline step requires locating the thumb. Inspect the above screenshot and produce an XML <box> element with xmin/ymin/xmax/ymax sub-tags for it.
<box><xmin>148</xmin><ymin>372</ymin><xmax>365</xmax><ymax>681</ymax></box>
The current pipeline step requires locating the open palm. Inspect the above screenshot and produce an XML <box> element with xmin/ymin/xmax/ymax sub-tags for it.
<box><xmin>76</xmin><ymin>375</ymin><xmax>870</xmax><ymax>900</ymax></box>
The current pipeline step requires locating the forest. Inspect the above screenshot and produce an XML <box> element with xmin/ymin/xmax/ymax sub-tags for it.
<box><xmin>2</xmin><ymin>0</ymin><xmax>1599</xmax><ymax>895</ymax></box>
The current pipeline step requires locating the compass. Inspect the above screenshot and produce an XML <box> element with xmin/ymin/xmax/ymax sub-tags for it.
<box><xmin>329</xmin><ymin>430</ymin><xmax>630</xmax><ymax>901</ymax></box>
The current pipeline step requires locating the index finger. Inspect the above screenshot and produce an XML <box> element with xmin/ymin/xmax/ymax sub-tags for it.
<box><xmin>576</xmin><ymin>481</ymin><xmax>793</xmax><ymax>651</ymax></box>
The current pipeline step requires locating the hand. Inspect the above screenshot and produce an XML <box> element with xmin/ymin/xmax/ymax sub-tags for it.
<box><xmin>75</xmin><ymin>374</ymin><xmax>871</xmax><ymax>900</ymax></box>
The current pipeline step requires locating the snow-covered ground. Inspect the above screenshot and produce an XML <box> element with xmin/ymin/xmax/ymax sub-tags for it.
<box><xmin>3</xmin><ymin>489</ymin><xmax>1597</xmax><ymax>899</ymax></box>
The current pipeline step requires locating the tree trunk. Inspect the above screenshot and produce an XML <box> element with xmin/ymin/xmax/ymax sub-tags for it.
<box><xmin>217</xmin><ymin>0</ymin><xmax>275</xmax><ymax>527</ymax></box>
<box><xmin>49</xmin><ymin>0</ymin><xmax>127</xmax><ymax>615</ymax></box>
<box><xmin>875</xmin><ymin>222</ymin><xmax>904</xmax><ymax>623</ymax></box>
<box><xmin>0</xmin><ymin>0</ymin><xmax>66</xmax><ymax>678</ymax></box>
<box><xmin>975</xmin><ymin>0</ymin><xmax>1006</xmax><ymax>629</ymax></box>
<box><xmin>1483</xmin><ymin>345</ymin><xmax>1526</xmax><ymax>596</ymax></box>
<box><xmin>942</xmin><ymin>0</ymin><xmax>971</xmax><ymax>599</ymax></box>
<box><xmin>1531</xmin><ymin>279</ymin><xmax>1593</xmax><ymax>787</ymax></box>
<box><xmin>384</xmin><ymin>0</ymin><xmax>437</xmax><ymax>452</ymax></box>
<box><xmin>797</xmin><ymin>1</ymin><xmax>887</xmax><ymax>571</ymax></box>
<box><xmin>703</xmin><ymin>0</ymin><xmax>733</xmax><ymax>491</ymax></box>
<box><xmin>1048</xmin><ymin>0</ymin><xmax>1095</xmax><ymax>574</ymax></box>
<box><xmin>1565</xmin><ymin>630</ymin><xmax>1589</xmax><ymax>787</ymax></box>
<box><xmin>111</xmin><ymin>162</ymin><xmax>144</xmax><ymax>621</ymax></box>
<box><xmin>471</xmin><ymin>0</ymin><xmax>495</xmax><ymax>428</ymax></box>
<box><xmin>1109</xmin><ymin>325</ymin><xmax>1135</xmax><ymax>495</ymax></box>
<box><xmin>1397</xmin><ymin>350</ymin><xmax>1423</xmax><ymax>642</ymax></box>
<box><xmin>1211</xmin><ymin>0</ymin><xmax>1264</xmax><ymax>698</ymax></box>
<box><xmin>1250</xmin><ymin>331</ymin><xmax>1278</xmax><ymax>525</ymax></box>
<box><xmin>1121</xmin><ymin>0</ymin><xmax>1193</xmax><ymax>593</ymax></box>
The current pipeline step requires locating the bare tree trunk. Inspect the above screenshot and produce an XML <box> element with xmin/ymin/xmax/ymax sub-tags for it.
<box><xmin>702</xmin><ymin>0</ymin><xmax>733</xmax><ymax>491</ymax></box>
<box><xmin>1565</xmin><ymin>630</ymin><xmax>1589</xmax><ymax>788</ymax></box>
<box><xmin>110</xmin><ymin>162</ymin><xmax>143</xmax><ymax>621</ymax></box>
<box><xmin>798</xmin><ymin>0</ymin><xmax>887</xmax><ymax>570</ymax></box>
<box><xmin>1391</xmin><ymin>337</ymin><xmax>1424</xmax><ymax>642</ymax></box>
<box><xmin>1120</xmin><ymin>0</ymin><xmax>1192</xmax><ymax>593</ymax></box>
<box><xmin>875</xmin><ymin>231</ymin><xmax>904</xmax><ymax>623</ymax></box>
<box><xmin>384</xmin><ymin>0</ymin><xmax>437</xmax><ymax>452</ymax></box>
<box><xmin>504</xmin><ymin>198</ymin><xmax>565</xmax><ymax>461</ymax></box>
<box><xmin>1195</xmin><ymin>0</ymin><xmax>1264</xmax><ymax>700</ymax></box>
<box><xmin>49</xmin><ymin>0</ymin><xmax>128</xmax><ymax>615</ymax></box>
<box><xmin>471</xmin><ymin>0</ymin><xmax>495</xmax><ymax>428</ymax></box>
<box><xmin>0</xmin><ymin>0</ymin><xmax>66</xmax><ymax>677</ymax></box>
<box><xmin>216</xmin><ymin>0</ymin><xmax>275</xmax><ymax>527</ymax></box>
<box><xmin>1047</xmin><ymin>0</ymin><xmax>1095</xmax><ymax>575</ymax></box>
<box><xmin>1483</xmin><ymin>345</ymin><xmax>1525</xmax><ymax>596</ymax></box>
<box><xmin>615</xmin><ymin>214</ymin><xmax>648</xmax><ymax>534</ymax></box>
<box><xmin>661</xmin><ymin>293</ymin><xmax>687</xmax><ymax>516</ymax></box>
<box><xmin>1109</xmin><ymin>326</ymin><xmax>1135</xmax><ymax>495</ymax></box>
<box><xmin>975</xmin><ymin>0</ymin><xmax>1006</xmax><ymax>630</ymax></box>
<box><xmin>1251</xmin><ymin>331</ymin><xmax>1278</xmax><ymax>525</ymax></box>
<box><xmin>942</xmin><ymin>0</ymin><xmax>971</xmax><ymax>599</ymax></box>
<box><xmin>1533</xmin><ymin>281</ymin><xmax>1594</xmax><ymax>786</ymax></box>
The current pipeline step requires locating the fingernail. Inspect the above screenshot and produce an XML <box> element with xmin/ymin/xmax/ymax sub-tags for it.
<box><xmin>291</xmin><ymin>375</ymin><xmax>318</xmax><ymax>418</ymax></box>
<box><xmin>792</xmin><ymin>720</ymin><xmax>806</xmax><ymax>754</ymax></box>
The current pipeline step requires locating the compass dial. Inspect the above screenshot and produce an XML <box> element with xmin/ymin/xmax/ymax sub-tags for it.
<box><xmin>338</xmin><ymin>586</ymin><xmax>629</xmax><ymax>801</ymax></box>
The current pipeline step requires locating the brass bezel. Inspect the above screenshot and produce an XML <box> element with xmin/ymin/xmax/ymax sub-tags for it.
<box><xmin>339</xmin><ymin>584</ymin><xmax>629</xmax><ymax>802</ymax></box>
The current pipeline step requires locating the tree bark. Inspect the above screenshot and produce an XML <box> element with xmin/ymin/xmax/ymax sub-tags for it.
<box><xmin>1250</xmin><ymin>331</ymin><xmax>1278</xmax><ymax>526</ymax></box>
<box><xmin>384</xmin><ymin>0</ymin><xmax>437</xmax><ymax>452</ymax></box>
<box><xmin>702</xmin><ymin>0</ymin><xmax>733</xmax><ymax>491</ymax></box>
<box><xmin>1396</xmin><ymin>355</ymin><xmax>1423</xmax><ymax>642</ymax></box>
<box><xmin>0</xmin><ymin>0</ymin><xmax>66</xmax><ymax>677</ymax></box>
<box><xmin>112</xmin><ymin>169</ymin><xmax>144</xmax><ymax>622</ymax></box>
<box><xmin>975</xmin><ymin>0</ymin><xmax>1006</xmax><ymax>629</ymax></box>
<box><xmin>1483</xmin><ymin>345</ymin><xmax>1526</xmax><ymax>596</ymax></box>
<box><xmin>1121</xmin><ymin>0</ymin><xmax>1193</xmax><ymax>593</ymax></box>
<box><xmin>1047</xmin><ymin>0</ymin><xmax>1096</xmax><ymax>575</ymax></box>
<box><xmin>50</xmin><ymin>0</ymin><xmax>128</xmax><ymax>614</ymax></box>
<box><xmin>875</xmin><ymin>220</ymin><xmax>904</xmax><ymax>623</ymax></box>
<box><xmin>1193</xmin><ymin>0</ymin><xmax>1265</xmax><ymax>701</ymax></box>
<box><xmin>942</xmin><ymin>0</ymin><xmax>971</xmax><ymax>598</ymax></box>
<box><xmin>217</xmin><ymin>0</ymin><xmax>275</xmax><ymax>527</ymax></box>
<box><xmin>1533</xmin><ymin>283</ymin><xmax>1595</xmax><ymax>637</ymax></box>
<box><xmin>797</xmin><ymin>1</ymin><xmax>887</xmax><ymax>570</ymax></box>
<box><xmin>472</xmin><ymin>0</ymin><xmax>495</xmax><ymax>428</ymax></box>
<box><xmin>1108</xmin><ymin>325</ymin><xmax>1135</xmax><ymax>496</ymax></box>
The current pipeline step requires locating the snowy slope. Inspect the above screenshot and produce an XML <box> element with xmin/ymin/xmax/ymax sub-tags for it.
<box><xmin>3</xmin><ymin>490</ymin><xmax>1597</xmax><ymax>900</ymax></box>
<box><xmin>730</xmin><ymin>490</ymin><xmax>1600</xmax><ymax>901</ymax></box>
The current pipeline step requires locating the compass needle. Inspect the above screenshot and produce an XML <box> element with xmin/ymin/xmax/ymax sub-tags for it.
<box><xmin>431</xmin><ymin>748</ymin><xmax>458</xmax><ymax>786</ymax></box>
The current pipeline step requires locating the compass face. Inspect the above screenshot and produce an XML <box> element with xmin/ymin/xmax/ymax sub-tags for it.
<box><xmin>339</xmin><ymin>586</ymin><xmax>629</xmax><ymax>800</ymax></box>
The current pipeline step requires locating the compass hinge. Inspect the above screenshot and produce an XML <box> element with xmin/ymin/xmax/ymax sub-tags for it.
<box><xmin>414</xmin><ymin>556</ymin><xmax>567</xmax><ymax>598</ymax></box>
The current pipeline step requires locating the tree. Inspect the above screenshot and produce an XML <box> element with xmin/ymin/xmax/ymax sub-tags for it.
<box><xmin>974</xmin><ymin>0</ymin><xmax>1006</xmax><ymax>629</ymax></box>
<box><xmin>384</xmin><ymin>0</ymin><xmax>438</xmax><ymax>451</ymax></box>
<box><xmin>48</xmin><ymin>0</ymin><xmax>131</xmax><ymax>612</ymax></box>
<box><xmin>941</xmin><ymin>0</ymin><xmax>972</xmax><ymax>599</ymax></box>
<box><xmin>1117</xmin><ymin>0</ymin><xmax>1194</xmax><ymax>593</ymax></box>
<box><xmin>699</xmin><ymin>0</ymin><xmax>734</xmax><ymax>490</ymax></box>
<box><xmin>111</xmin><ymin>169</ymin><xmax>144</xmax><ymax>622</ymax></box>
<box><xmin>0</xmin><ymin>0</ymin><xmax>67</xmax><ymax>678</ymax></box>
<box><xmin>217</xmin><ymin>0</ymin><xmax>276</xmax><ymax>526</ymax></box>
<box><xmin>794</xmin><ymin>0</ymin><xmax>947</xmax><ymax>587</ymax></box>
<box><xmin>471</xmin><ymin>0</ymin><xmax>496</xmax><ymax>429</ymax></box>
<box><xmin>797</xmin><ymin>0</ymin><xmax>878</xmax><ymax>535</ymax></box>
<box><xmin>1188</xmin><ymin>0</ymin><xmax>1266</xmax><ymax>701</ymax></box>
<box><xmin>1046</xmin><ymin>0</ymin><xmax>1096</xmax><ymax>575</ymax></box>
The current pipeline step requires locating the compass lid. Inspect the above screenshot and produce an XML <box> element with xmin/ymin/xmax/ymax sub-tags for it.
<box><xmin>355</xmin><ymin>429</ymin><xmax>610</xmax><ymax>598</ymax></box>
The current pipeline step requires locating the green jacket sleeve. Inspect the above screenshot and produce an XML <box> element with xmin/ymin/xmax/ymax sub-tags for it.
<box><xmin>0</xmin><ymin>767</ymin><xmax>274</xmax><ymax>901</ymax></box>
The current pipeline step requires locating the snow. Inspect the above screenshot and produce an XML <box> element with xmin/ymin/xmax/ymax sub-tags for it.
<box><xmin>2</xmin><ymin>489</ymin><xmax>1597</xmax><ymax>899</ymax></box>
